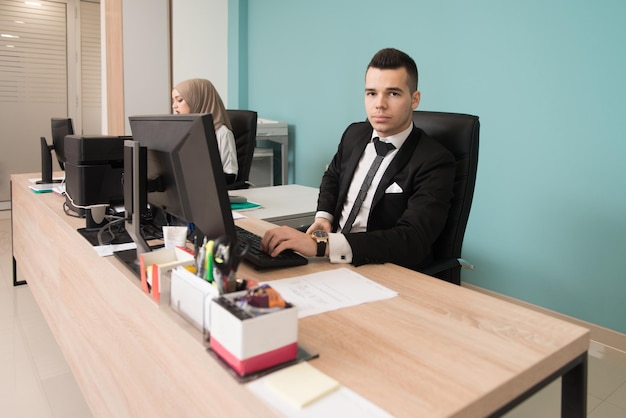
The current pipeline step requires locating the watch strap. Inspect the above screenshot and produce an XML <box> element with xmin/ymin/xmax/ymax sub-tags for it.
<box><xmin>316</xmin><ymin>240</ymin><xmax>327</xmax><ymax>257</ymax></box>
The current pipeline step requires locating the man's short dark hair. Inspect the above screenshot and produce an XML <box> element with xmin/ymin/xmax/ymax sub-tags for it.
<box><xmin>367</xmin><ymin>48</ymin><xmax>418</xmax><ymax>92</ymax></box>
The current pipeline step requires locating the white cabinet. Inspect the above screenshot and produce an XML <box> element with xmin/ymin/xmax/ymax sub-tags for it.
<box><xmin>249</xmin><ymin>147</ymin><xmax>274</xmax><ymax>187</ymax></box>
<box><xmin>253</xmin><ymin>119</ymin><xmax>289</xmax><ymax>185</ymax></box>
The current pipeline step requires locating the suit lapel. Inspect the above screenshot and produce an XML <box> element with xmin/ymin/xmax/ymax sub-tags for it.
<box><xmin>337</xmin><ymin>133</ymin><xmax>370</xmax><ymax>206</ymax></box>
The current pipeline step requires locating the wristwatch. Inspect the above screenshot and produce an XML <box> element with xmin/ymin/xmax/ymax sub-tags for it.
<box><xmin>311</xmin><ymin>230</ymin><xmax>329</xmax><ymax>257</ymax></box>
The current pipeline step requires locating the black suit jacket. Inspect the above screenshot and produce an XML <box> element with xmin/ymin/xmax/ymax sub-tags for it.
<box><xmin>317</xmin><ymin>121</ymin><xmax>456</xmax><ymax>271</ymax></box>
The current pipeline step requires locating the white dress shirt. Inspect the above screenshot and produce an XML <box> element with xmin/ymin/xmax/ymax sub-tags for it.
<box><xmin>215</xmin><ymin>124</ymin><xmax>239</xmax><ymax>176</ymax></box>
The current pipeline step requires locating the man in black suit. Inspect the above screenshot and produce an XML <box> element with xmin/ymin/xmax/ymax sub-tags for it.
<box><xmin>261</xmin><ymin>48</ymin><xmax>455</xmax><ymax>272</ymax></box>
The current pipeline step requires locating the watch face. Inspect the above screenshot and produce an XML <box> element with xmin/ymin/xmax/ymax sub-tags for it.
<box><xmin>312</xmin><ymin>230</ymin><xmax>328</xmax><ymax>239</ymax></box>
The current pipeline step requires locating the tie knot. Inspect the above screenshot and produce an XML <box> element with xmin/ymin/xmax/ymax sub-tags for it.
<box><xmin>373</xmin><ymin>137</ymin><xmax>395</xmax><ymax>156</ymax></box>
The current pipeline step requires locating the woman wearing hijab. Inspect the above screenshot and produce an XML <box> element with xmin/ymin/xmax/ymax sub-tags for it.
<box><xmin>172</xmin><ymin>78</ymin><xmax>238</xmax><ymax>185</ymax></box>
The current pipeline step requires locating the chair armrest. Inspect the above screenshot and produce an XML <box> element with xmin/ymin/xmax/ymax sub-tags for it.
<box><xmin>457</xmin><ymin>258</ymin><xmax>474</xmax><ymax>270</ymax></box>
<box><xmin>421</xmin><ymin>258</ymin><xmax>474</xmax><ymax>276</ymax></box>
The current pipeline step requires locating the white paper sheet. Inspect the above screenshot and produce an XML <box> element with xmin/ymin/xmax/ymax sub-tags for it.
<box><xmin>93</xmin><ymin>242</ymin><xmax>137</xmax><ymax>257</ymax></box>
<box><xmin>262</xmin><ymin>268</ymin><xmax>397</xmax><ymax>318</ymax></box>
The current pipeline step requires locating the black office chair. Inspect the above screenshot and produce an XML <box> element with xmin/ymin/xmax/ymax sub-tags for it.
<box><xmin>413</xmin><ymin>111</ymin><xmax>480</xmax><ymax>285</ymax></box>
<box><xmin>226</xmin><ymin>109</ymin><xmax>258</xmax><ymax>190</ymax></box>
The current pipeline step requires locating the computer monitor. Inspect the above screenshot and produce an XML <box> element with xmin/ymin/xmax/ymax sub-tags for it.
<box><xmin>37</xmin><ymin>118</ymin><xmax>74</xmax><ymax>184</ymax></box>
<box><xmin>126</xmin><ymin>113</ymin><xmax>235</xmax><ymax>255</ymax></box>
<box><xmin>51</xmin><ymin>117</ymin><xmax>73</xmax><ymax>169</ymax></box>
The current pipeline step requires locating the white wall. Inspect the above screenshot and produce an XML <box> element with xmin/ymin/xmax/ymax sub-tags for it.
<box><xmin>121</xmin><ymin>0</ymin><xmax>171</xmax><ymax>134</ymax></box>
<box><xmin>171</xmin><ymin>0</ymin><xmax>230</xmax><ymax>106</ymax></box>
<box><xmin>100</xmin><ymin>0</ymin><xmax>228</xmax><ymax>135</ymax></box>
<box><xmin>0</xmin><ymin>0</ymin><xmax>77</xmax><ymax>205</ymax></box>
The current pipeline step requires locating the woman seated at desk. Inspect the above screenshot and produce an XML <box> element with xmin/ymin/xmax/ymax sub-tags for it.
<box><xmin>171</xmin><ymin>78</ymin><xmax>238</xmax><ymax>185</ymax></box>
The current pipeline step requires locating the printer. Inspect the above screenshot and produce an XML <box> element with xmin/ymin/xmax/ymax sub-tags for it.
<box><xmin>63</xmin><ymin>135</ymin><xmax>127</xmax><ymax>215</ymax></box>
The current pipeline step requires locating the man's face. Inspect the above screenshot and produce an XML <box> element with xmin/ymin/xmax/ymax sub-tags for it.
<box><xmin>364</xmin><ymin>67</ymin><xmax>420</xmax><ymax>137</ymax></box>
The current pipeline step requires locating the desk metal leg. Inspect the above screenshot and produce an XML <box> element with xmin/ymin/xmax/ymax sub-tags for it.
<box><xmin>10</xmin><ymin>180</ymin><xmax>27</xmax><ymax>286</ymax></box>
<box><xmin>487</xmin><ymin>351</ymin><xmax>588</xmax><ymax>418</ymax></box>
<box><xmin>562</xmin><ymin>353</ymin><xmax>587</xmax><ymax>418</ymax></box>
<box><xmin>13</xmin><ymin>256</ymin><xmax>26</xmax><ymax>286</ymax></box>
<box><xmin>280</xmin><ymin>142</ymin><xmax>288</xmax><ymax>185</ymax></box>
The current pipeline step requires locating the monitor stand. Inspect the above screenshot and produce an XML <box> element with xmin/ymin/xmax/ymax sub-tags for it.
<box><xmin>114</xmin><ymin>248</ymin><xmax>142</xmax><ymax>277</ymax></box>
<box><xmin>114</xmin><ymin>244</ymin><xmax>165</xmax><ymax>278</ymax></box>
<box><xmin>37</xmin><ymin>137</ymin><xmax>63</xmax><ymax>184</ymax></box>
<box><xmin>76</xmin><ymin>220</ymin><xmax>163</xmax><ymax>278</ymax></box>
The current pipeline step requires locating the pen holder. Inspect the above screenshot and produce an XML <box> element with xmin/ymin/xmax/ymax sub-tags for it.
<box><xmin>209</xmin><ymin>291</ymin><xmax>298</xmax><ymax>376</ymax></box>
<box><xmin>170</xmin><ymin>266</ymin><xmax>219</xmax><ymax>335</ymax></box>
<box><xmin>209</xmin><ymin>234</ymin><xmax>249</xmax><ymax>294</ymax></box>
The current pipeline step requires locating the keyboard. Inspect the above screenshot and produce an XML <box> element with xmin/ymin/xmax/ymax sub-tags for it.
<box><xmin>235</xmin><ymin>226</ymin><xmax>308</xmax><ymax>269</ymax></box>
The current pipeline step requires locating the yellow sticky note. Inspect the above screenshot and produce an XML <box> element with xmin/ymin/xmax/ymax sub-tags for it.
<box><xmin>264</xmin><ymin>362</ymin><xmax>340</xmax><ymax>408</ymax></box>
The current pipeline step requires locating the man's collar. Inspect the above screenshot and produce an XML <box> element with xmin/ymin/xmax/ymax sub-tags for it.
<box><xmin>371</xmin><ymin>123</ymin><xmax>414</xmax><ymax>149</ymax></box>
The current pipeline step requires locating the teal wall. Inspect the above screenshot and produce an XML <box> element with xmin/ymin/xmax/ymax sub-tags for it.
<box><xmin>231</xmin><ymin>0</ymin><xmax>626</xmax><ymax>334</ymax></box>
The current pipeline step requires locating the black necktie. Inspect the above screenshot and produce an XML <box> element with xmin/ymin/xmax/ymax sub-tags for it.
<box><xmin>342</xmin><ymin>137</ymin><xmax>395</xmax><ymax>234</ymax></box>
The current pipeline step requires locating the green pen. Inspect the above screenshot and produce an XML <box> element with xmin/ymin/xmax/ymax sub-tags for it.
<box><xmin>205</xmin><ymin>240</ymin><xmax>214</xmax><ymax>282</ymax></box>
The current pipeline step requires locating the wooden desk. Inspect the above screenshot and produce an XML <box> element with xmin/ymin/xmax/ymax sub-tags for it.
<box><xmin>11</xmin><ymin>173</ymin><xmax>589</xmax><ymax>417</ymax></box>
<box><xmin>229</xmin><ymin>184</ymin><xmax>317</xmax><ymax>228</ymax></box>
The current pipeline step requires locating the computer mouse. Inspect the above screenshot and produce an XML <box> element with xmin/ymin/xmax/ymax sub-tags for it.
<box><xmin>229</xmin><ymin>195</ymin><xmax>247</xmax><ymax>204</ymax></box>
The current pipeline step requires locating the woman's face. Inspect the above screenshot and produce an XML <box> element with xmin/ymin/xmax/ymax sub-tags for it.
<box><xmin>171</xmin><ymin>88</ymin><xmax>191</xmax><ymax>114</ymax></box>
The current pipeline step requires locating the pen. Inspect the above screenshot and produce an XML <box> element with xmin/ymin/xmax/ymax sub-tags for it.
<box><xmin>213</xmin><ymin>239</ymin><xmax>230</xmax><ymax>294</ymax></box>
<box><xmin>206</xmin><ymin>240</ymin><xmax>214</xmax><ymax>282</ymax></box>
<box><xmin>196</xmin><ymin>236</ymin><xmax>207</xmax><ymax>278</ymax></box>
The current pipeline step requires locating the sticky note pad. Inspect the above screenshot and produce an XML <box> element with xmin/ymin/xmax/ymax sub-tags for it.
<box><xmin>264</xmin><ymin>362</ymin><xmax>340</xmax><ymax>408</ymax></box>
<box><xmin>230</xmin><ymin>201</ymin><xmax>261</xmax><ymax>211</ymax></box>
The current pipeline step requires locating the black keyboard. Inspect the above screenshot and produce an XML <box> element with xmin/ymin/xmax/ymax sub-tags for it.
<box><xmin>235</xmin><ymin>226</ymin><xmax>308</xmax><ymax>269</ymax></box>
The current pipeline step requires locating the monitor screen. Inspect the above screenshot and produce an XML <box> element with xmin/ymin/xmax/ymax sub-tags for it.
<box><xmin>128</xmin><ymin>114</ymin><xmax>235</xmax><ymax>243</ymax></box>
<box><xmin>51</xmin><ymin>117</ymin><xmax>74</xmax><ymax>169</ymax></box>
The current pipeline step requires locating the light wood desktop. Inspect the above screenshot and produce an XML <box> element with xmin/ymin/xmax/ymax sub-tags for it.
<box><xmin>229</xmin><ymin>184</ymin><xmax>318</xmax><ymax>228</ymax></box>
<box><xmin>11</xmin><ymin>173</ymin><xmax>589</xmax><ymax>417</ymax></box>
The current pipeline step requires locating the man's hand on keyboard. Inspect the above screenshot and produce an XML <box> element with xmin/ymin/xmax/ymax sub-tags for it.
<box><xmin>261</xmin><ymin>226</ymin><xmax>317</xmax><ymax>258</ymax></box>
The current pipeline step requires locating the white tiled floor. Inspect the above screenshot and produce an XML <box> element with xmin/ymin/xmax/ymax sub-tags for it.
<box><xmin>1</xmin><ymin>210</ymin><xmax>625</xmax><ymax>417</ymax></box>
<box><xmin>502</xmin><ymin>345</ymin><xmax>626</xmax><ymax>417</ymax></box>
<box><xmin>0</xmin><ymin>211</ymin><xmax>91</xmax><ymax>417</ymax></box>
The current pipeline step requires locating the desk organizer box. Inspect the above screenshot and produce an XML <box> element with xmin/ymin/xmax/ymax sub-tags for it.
<box><xmin>140</xmin><ymin>246</ymin><xmax>196</xmax><ymax>304</ymax></box>
<box><xmin>170</xmin><ymin>266</ymin><xmax>219</xmax><ymax>332</ymax></box>
<box><xmin>210</xmin><ymin>292</ymin><xmax>298</xmax><ymax>376</ymax></box>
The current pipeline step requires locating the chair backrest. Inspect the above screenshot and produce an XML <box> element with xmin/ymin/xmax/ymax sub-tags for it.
<box><xmin>226</xmin><ymin>109</ymin><xmax>258</xmax><ymax>189</ymax></box>
<box><xmin>412</xmin><ymin>111</ymin><xmax>480</xmax><ymax>283</ymax></box>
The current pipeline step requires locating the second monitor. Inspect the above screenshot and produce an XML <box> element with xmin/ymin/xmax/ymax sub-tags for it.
<box><xmin>38</xmin><ymin>117</ymin><xmax>74</xmax><ymax>184</ymax></box>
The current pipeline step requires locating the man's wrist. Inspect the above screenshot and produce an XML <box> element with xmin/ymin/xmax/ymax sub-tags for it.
<box><xmin>311</xmin><ymin>230</ymin><xmax>329</xmax><ymax>257</ymax></box>
<box><xmin>314</xmin><ymin>211</ymin><xmax>333</xmax><ymax>224</ymax></box>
